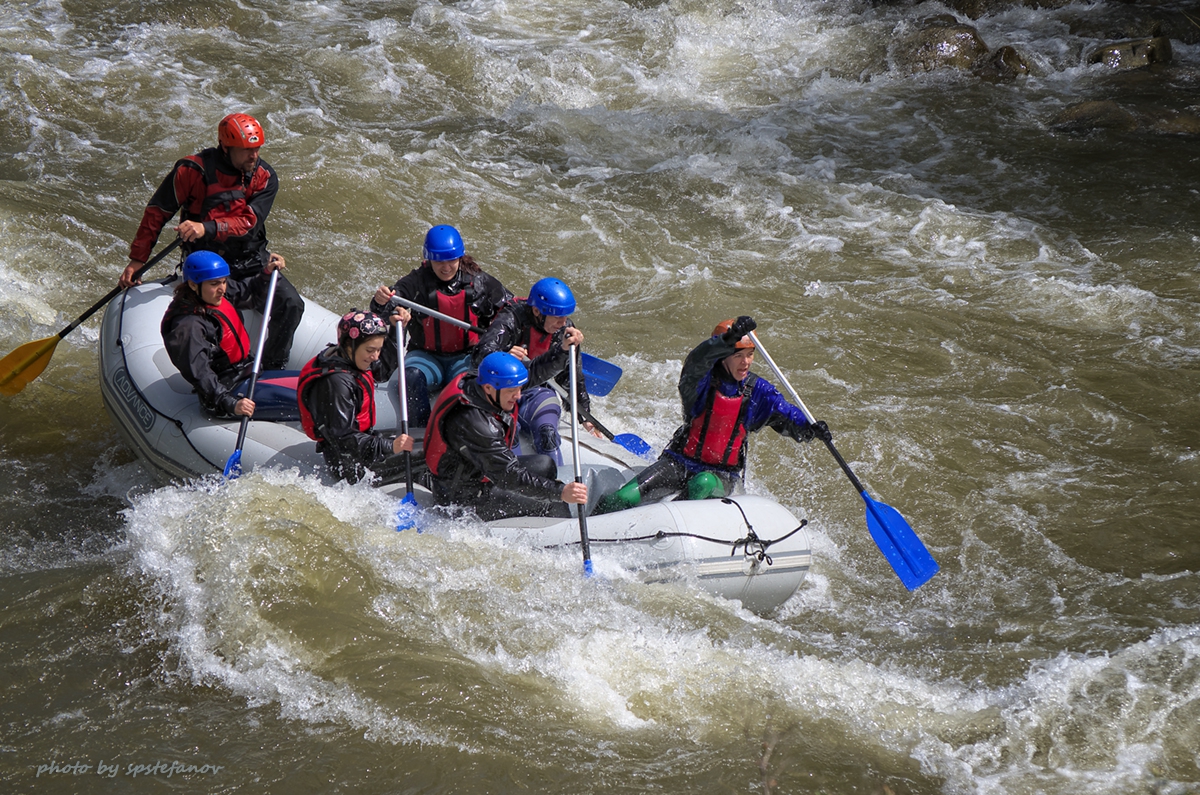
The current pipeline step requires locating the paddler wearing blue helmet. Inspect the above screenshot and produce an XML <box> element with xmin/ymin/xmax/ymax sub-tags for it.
<box><xmin>423</xmin><ymin>351</ymin><xmax>588</xmax><ymax>520</ymax></box>
<box><xmin>471</xmin><ymin>276</ymin><xmax>602</xmax><ymax>464</ymax></box>
<box><xmin>159</xmin><ymin>250</ymin><xmax>288</xmax><ymax>419</ymax></box>
<box><xmin>368</xmin><ymin>224</ymin><xmax>513</xmax><ymax>428</ymax></box>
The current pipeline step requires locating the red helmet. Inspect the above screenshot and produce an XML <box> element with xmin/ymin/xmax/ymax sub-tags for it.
<box><xmin>713</xmin><ymin>319</ymin><xmax>755</xmax><ymax>350</ymax></box>
<box><xmin>217</xmin><ymin>113</ymin><xmax>265</xmax><ymax>148</ymax></box>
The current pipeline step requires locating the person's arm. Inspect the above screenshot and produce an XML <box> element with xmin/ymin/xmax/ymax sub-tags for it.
<box><xmin>446</xmin><ymin>410</ymin><xmax>563</xmax><ymax>501</ymax></box>
<box><xmin>372</xmin><ymin>268</ymin><xmax>431</xmax><ymax>363</ymax></box>
<box><xmin>748</xmin><ymin>379</ymin><xmax>830</xmax><ymax>442</ymax></box>
<box><xmin>239</xmin><ymin>161</ymin><xmax>278</xmax><ymax>234</ymax></box>
<box><xmin>124</xmin><ymin>162</ymin><xmax>194</xmax><ymax>286</ymax></box>
<box><xmin>306</xmin><ymin>373</ymin><xmax>395</xmax><ymax>466</ymax></box>
<box><xmin>470</xmin><ymin>272</ymin><xmax>514</xmax><ymax>328</ymax></box>
<box><xmin>677</xmin><ymin>337</ymin><xmax>735</xmax><ymax>420</ymax></box>
<box><xmin>471</xmin><ymin>305</ymin><xmax>520</xmax><ymax>368</ymax></box>
<box><xmin>162</xmin><ymin>315</ymin><xmax>240</xmax><ymax>416</ymax></box>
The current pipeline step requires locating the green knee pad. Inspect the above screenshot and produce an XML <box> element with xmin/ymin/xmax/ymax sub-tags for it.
<box><xmin>598</xmin><ymin>480</ymin><xmax>642</xmax><ymax>514</ymax></box>
<box><xmin>686</xmin><ymin>471</ymin><xmax>725</xmax><ymax>500</ymax></box>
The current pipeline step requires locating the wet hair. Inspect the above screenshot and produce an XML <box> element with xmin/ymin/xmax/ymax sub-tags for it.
<box><xmin>423</xmin><ymin>253</ymin><xmax>482</xmax><ymax>276</ymax></box>
<box><xmin>172</xmin><ymin>278</ymin><xmax>204</xmax><ymax>304</ymax></box>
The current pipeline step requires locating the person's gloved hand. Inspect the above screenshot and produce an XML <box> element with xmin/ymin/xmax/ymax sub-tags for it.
<box><xmin>808</xmin><ymin>420</ymin><xmax>832</xmax><ymax>443</ymax></box>
<box><xmin>723</xmin><ymin>315</ymin><xmax>756</xmax><ymax>343</ymax></box>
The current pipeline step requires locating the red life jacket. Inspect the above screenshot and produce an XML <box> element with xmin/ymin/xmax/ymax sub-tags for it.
<box><xmin>296</xmin><ymin>349</ymin><xmax>376</xmax><ymax>442</ymax></box>
<box><xmin>177</xmin><ymin>148</ymin><xmax>270</xmax><ymax>264</ymax></box>
<box><xmin>419</xmin><ymin>285</ymin><xmax>480</xmax><ymax>355</ymax></box>
<box><xmin>425</xmin><ymin>373</ymin><xmax>517</xmax><ymax>477</ymax></box>
<box><xmin>681</xmin><ymin>374</ymin><xmax>757</xmax><ymax>467</ymax></box>
<box><xmin>208</xmin><ymin>298</ymin><xmax>252</xmax><ymax>367</ymax></box>
<box><xmin>161</xmin><ymin>295</ymin><xmax>252</xmax><ymax>372</ymax></box>
<box><xmin>522</xmin><ymin>323</ymin><xmax>553</xmax><ymax>361</ymax></box>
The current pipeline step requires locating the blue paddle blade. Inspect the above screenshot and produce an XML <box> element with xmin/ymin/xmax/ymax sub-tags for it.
<box><xmin>613</xmin><ymin>433</ymin><xmax>654</xmax><ymax>460</ymax></box>
<box><xmin>862</xmin><ymin>492</ymin><xmax>939</xmax><ymax>590</ymax></box>
<box><xmin>222</xmin><ymin>450</ymin><xmax>243</xmax><ymax>480</ymax></box>
<box><xmin>395</xmin><ymin>493</ymin><xmax>420</xmax><ymax>532</ymax></box>
<box><xmin>581</xmin><ymin>352</ymin><xmax>622</xmax><ymax>397</ymax></box>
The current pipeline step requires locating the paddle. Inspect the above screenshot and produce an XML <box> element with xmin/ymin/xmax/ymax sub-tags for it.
<box><xmin>748</xmin><ymin>331</ymin><xmax>939</xmax><ymax>591</ymax></box>
<box><xmin>578</xmin><ymin>352</ymin><xmax>621</xmax><ymax>397</ymax></box>
<box><xmin>0</xmin><ymin>237</ymin><xmax>182</xmax><ymax>397</ymax></box>
<box><xmin>549</xmin><ymin>366</ymin><xmax>654</xmax><ymax>459</ymax></box>
<box><xmin>568</xmin><ymin>344</ymin><xmax>594</xmax><ymax>576</ymax></box>
<box><xmin>222</xmin><ymin>269</ymin><xmax>280</xmax><ymax>479</ymax></box>
<box><xmin>385</xmin><ymin>294</ymin><xmax>623</xmax><ymax>396</ymax></box>
<box><xmin>394</xmin><ymin>320</ymin><xmax>419</xmax><ymax>531</ymax></box>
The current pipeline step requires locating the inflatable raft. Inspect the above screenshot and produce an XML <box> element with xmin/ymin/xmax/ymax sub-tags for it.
<box><xmin>98</xmin><ymin>277</ymin><xmax>811</xmax><ymax>613</ymax></box>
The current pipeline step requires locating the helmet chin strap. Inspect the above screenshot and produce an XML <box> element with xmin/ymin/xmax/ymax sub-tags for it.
<box><xmin>481</xmin><ymin>384</ymin><xmax>505</xmax><ymax>410</ymax></box>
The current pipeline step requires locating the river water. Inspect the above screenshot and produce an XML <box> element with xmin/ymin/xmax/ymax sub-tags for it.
<box><xmin>2</xmin><ymin>0</ymin><xmax>1199</xmax><ymax>792</ymax></box>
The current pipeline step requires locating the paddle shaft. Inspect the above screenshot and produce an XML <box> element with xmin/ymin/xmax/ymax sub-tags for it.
<box><xmin>387</xmin><ymin>295</ymin><xmax>484</xmax><ymax>334</ymax></box>
<box><xmin>0</xmin><ymin>238</ymin><xmax>181</xmax><ymax>391</ymax></box>
<box><xmin>81</xmin><ymin>238</ymin><xmax>184</xmax><ymax>337</ymax></box>
<box><xmin>231</xmin><ymin>269</ymin><xmax>280</xmax><ymax>454</ymax></box>
<box><xmin>748</xmin><ymin>330</ymin><xmax>938</xmax><ymax>589</ymax></box>
<box><xmin>549</xmin><ymin>379</ymin><xmax>614</xmax><ymax>441</ymax></box>
<box><xmin>568</xmin><ymin>345</ymin><xmax>593</xmax><ymax>574</ymax></box>
<box><xmin>396</xmin><ymin>321</ymin><xmax>415</xmax><ymax>498</ymax></box>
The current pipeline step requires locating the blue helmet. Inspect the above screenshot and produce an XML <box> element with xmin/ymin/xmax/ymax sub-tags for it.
<box><xmin>182</xmin><ymin>251</ymin><xmax>230</xmax><ymax>284</ymax></box>
<box><xmin>423</xmin><ymin>225</ymin><xmax>465</xmax><ymax>261</ymax></box>
<box><xmin>527</xmin><ymin>277</ymin><xmax>576</xmax><ymax>317</ymax></box>
<box><xmin>477</xmin><ymin>352</ymin><xmax>529</xmax><ymax>390</ymax></box>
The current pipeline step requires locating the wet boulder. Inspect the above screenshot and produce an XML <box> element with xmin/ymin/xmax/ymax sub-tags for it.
<box><xmin>974</xmin><ymin>45</ymin><xmax>1030</xmax><ymax>81</ymax></box>
<box><xmin>1049</xmin><ymin>100</ymin><xmax>1200</xmax><ymax>136</ymax></box>
<box><xmin>1050</xmin><ymin>100</ymin><xmax>1140</xmax><ymax>133</ymax></box>
<box><xmin>1087</xmin><ymin>37</ymin><xmax>1173</xmax><ymax>70</ymax></box>
<box><xmin>895</xmin><ymin>17</ymin><xmax>990</xmax><ymax>73</ymax></box>
<box><xmin>1146</xmin><ymin>109</ymin><xmax>1200</xmax><ymax>135</ymax></box>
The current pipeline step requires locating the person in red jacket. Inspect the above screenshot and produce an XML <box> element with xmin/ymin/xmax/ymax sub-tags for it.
<box><xmin>297</xmin><ymin>310</ymin><xmax>415</xmax><ymax>484</ymax></box>
<box><xmin>125</xmin><ymin>113</ymin><xmax>304</xmax><ymax>370</ymax></box>
<box><xmin>160</xmin><ymin>251</ymin><xmax>288</xmax><ymax>418</ymax></box>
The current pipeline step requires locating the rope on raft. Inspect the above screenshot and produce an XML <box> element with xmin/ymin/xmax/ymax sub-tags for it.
<box><xmin>565</xmin><ymin>498</ymin><xmax>808</xmax><ymax>566</ymax></box>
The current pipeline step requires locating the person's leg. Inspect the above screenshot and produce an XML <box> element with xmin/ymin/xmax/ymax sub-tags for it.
<box><xmin>473</xmin><ymin>455</ymin><xmax>567</xmax><ymax>520</ymax></box>
<box><xmin>518</xmin><ymin>453</ymin><xmax>559</xmax><ymax>480</ymax></box>
<box><xmin>404</xmin><ymin>351</ymin><xmax>444</xmax><ymax>428</ymax></box>
<box><xmin>230</xmin><ymin>371</ymin><xmax>301</xmax><ymax>421</ymax></box>
<box><xmin>442</xmin><ymin>353</ymin><xmax>472</xmax><ymax>383</ymax></box>
<box><xmin>319</xmin><ymin>439</ymin><xmax>366</xmax><ymax>484</ymax></box>
<box><xmin>595</xmin><ymin>454</ymin><xmax>689</xmax><ymax>514</ymax></box>
<box><xmin>260</xmin><ymin>275</ymin><xmax>304</xmax><ymax>370</ymax></box>
<box><xmin>516</xmin><ymin>386</ymin><xmax>563</xmax><ymax>464</ymax></box>
<box><xmin>477</xmin><ymin>489</ymin><xmax>569</xmax><ymax>520</ymax></box>
<box><xmin>685</xmin><ymin>471</ymin><xmax>725</xmax><ymax>500</ymax></box>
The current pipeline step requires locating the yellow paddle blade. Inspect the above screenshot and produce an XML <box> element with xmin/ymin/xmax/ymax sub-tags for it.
<box><xmin>0</xmin><ymin>336</ymin><xmax>61</xmax><ymax>396</ymax></box>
